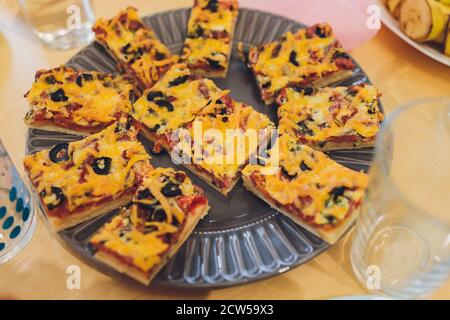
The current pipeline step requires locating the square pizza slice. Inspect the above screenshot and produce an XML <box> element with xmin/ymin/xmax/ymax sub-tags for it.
<box><xmin>242</xmin><ymin>133</ymin><xmax>368</xmax><ymax>244</ymax></box>
<box><xmin>24</xmin><ymin>66</ymin><xmax>136</xmax><ymax>136</ymax></box>
<box><xmin>89</xmin><ymin>167</ymin><xmax>210</xmax><ymax>285</ymax></box>
<box><xmin>23</xmin><ymin>120</ymin><xmax>152</xmax><ymax>231</ymax></box>
<box><xmin>277</xmin><ymin>84</ymin><xmax>384</xmax><ymax>151</ymax></box>
<box><xmin>131</xmin><ymin>63</ymin><xmax>223</xmax><ymax>152</ymax></box>
<box><xmin>93</xmin><ymin>7</ymin><xmax>179</xmax><ymax>90</ymax></box>
<box><xmin>240</xmin><ymin>23</ymin><xmax>356</xmax><ymax>105</ymax></box>
<box><xmin>182</xmin><ymin>0</ymin><xmax>239</xmax><ymax>78</ymax></box>
<box><xmin>174</xmin><ymin>93</ymin><xmax>274</xmax><ymax>195</ymax></box>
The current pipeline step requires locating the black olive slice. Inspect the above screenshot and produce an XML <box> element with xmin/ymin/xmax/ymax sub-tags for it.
<box><xmin>41</xmin><ymin>186</ymin><xmax>65</xmax><ymax>210</ymax></box>
<box><xmin>329</xmin><ymin>186</ymin><xmax>348</xmax><ymax>202</ymax></box>
<box><xmin>75</xmin><ymin>73</ymin><xmax>94</xmax><ymax>87</ymax></box>
<box><xmin>152</xmin><ymin>209</ymin><xmax>167</xmax><ymax>223</ymax></box>
<box><xmin>121</xmin><ymin>43</ymin><xmax>131</xmax><ymax>54</ymax></box>
<box><xmin>189</xmin><ymin>25</ymin><xmax>205</xmax><ymax>38</ymax></box>
<box><xmin>136</xmin><ymin>188</ymin><xmax>153</xmax><ymax>200</ymax></box>
<box><xmin>206</xmin><ymin>58</ymin><xmax>222</xmax><ymax>69</ymax></box>
<box><xmin>297</xmin><ymin>120</ymin><xmax>314</xmax><ymax>136</ymax></box>
<box><xmin>154</xmin><ymin>51</ymin><xmax>166</xmax><ymax>60</ymax></box>
<box><xmin>218</xmin><ymin>107</ymin><xmax>227</xmax><ymax>115</ymax></box>
<box><xmin>292</xmin><ymin>85</ymin><xmax>314</xmax><ymax>96</ymax></box>
<box><xmin>146</xmin><ymin>91</ymin><xmax>164</xmax><ymax>102</ymax></box>
<box><xmin>45</xmin><ymin>75</ymin><xmax>57</xmax><ymax>85</ymax></box>
<box><xmin>333</xmin><ymin>51</ymin><xmax>351</xmax><ymax>60</ymax></box>
<box><xmin>92</xmin><ymin>157</ymin><xmax>112</xmax><ymax>175</ymax></box>
<box><xmin>168</xmin><ymin>75</ymin><xmax>189</xmax><ymax>87</ymax></box>
<box><xmin>281</xmin><ymin>167</ymin><xmax>297</xmax><ymax>180</ymax></box>
<box><xmin>172</xmin><ymin>215</ymin><xmax>180</xmax><ymax>227</ymax></box>
<box><xmin>300</xmin><ymin>161</ymin><xmax>312</xmax><ymax>172</ymax></box>
<box><xmin>155</xmin><ymin>99</ymin><xmax>174</xmax><ymax>112</ymax></box>
<box><xmin>262</xmin><ymin>81</ymin><xmax>271</xmax><ymax>89</ymax></box>
<box><xmin>205</xmin><ymin>0</ymin><xmax>218</xmax><ymax>12</ymax></box>
<box><xmin>50</xmin><ymin>88</ymin><xmax>68</xmax><ymax>102</ymax></box>
<box><xmin>49</xmin><ymin>143</ymin><xmax>70</xmax><ymax>163</ymax></box>
<box><xmin>289</xmin><ymin>51</ymin><xmax>300</xmax><ymax>66</ymax></box>
<box><xmin>161</xmin><ymin>182</ymin><xmax>182</xmax><ymax>197</ymax></box>
<box><xmin>315</xmin><ymin>26</ymin><xmax>328</xmax><ymax>38</ymax></box>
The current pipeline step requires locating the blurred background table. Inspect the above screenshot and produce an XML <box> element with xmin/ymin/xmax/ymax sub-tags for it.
<box><xmin>0</xmin><ymin>0</ymin><xmax>449</xmax><ymax>299</ymax></box>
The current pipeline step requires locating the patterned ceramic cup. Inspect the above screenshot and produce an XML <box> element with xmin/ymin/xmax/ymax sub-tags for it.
<box><xmin>0</xmin><ymin>140</ymin><xmax>36</xmax><ymax>264</ymax></box>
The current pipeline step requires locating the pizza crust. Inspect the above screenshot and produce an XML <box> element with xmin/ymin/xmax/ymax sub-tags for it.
<box><xmin>139</xmin><ymin>126</ymin><xmax>172</xmax><ymax>153</ymax></box>
<box><xmin>260</xmin><ymin>70</ymin><xmax>355</xmax><ymax>105</ymax></box>
<box><xmin>308</xmin><ymin>139</ymin><xmax>377</xmax><ymax>152</ymax></box>
<box><xmin>242</xmin><ymin>175</ymin><xmax>360</xmax><ymax>244</ymax></box>
<box><xmin>48</xmin><ymin>195</ymin><xmax>134</xmax><ymax>232</ymax></box>
<box><xmin>182</xmin><ymin>163</ymin><xmax>241</xmax><ymax>196</ymax></box>
<box><xmin>26</xmin><ymin>122</ymin><xmax>91</xmax><ymax>137</ymax></box>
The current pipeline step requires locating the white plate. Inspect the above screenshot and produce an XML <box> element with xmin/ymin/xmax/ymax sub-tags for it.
<box><xmin>379</xmin><ymin>2</ymin><xmax>450</xmax><ymax>67</ymax></box>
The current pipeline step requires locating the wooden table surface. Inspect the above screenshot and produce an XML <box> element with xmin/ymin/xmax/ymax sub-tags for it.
<box><xmin>0</xmin><ymin>0</ymin><xmax>449</xmax><ymax>300</ymax></box>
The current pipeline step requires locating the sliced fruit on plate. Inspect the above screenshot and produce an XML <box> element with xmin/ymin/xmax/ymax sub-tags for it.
<box><xmin>445</xmin><ymin>19</ymin><xmax>450</xmax><ymax>55</ymax></box>
<box><xmin>398</xmin><ymin>0</ymin><xmax>450</xmax><ymax>42</ymax></box>
<box><xmin>387</xmin><ymin>0</ymin><xmax>405</xmax><ymax>18</ymax></box>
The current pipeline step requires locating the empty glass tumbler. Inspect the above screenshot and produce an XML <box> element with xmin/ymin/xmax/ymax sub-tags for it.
<box><xmin>350</xmin><ymin>98</ymin><xmax>450</xmax><ymax>299</ymax></box>
<box><xmin>17</xmin><ymin>0</ymin><xmax>95</xmax><ymax>49</ymax></box>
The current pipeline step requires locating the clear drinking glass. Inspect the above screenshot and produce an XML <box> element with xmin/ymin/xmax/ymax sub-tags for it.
<box><xmin>350</xmin><ymin>98</ymin><xmax>450</xmax><ymax>299</ymax></box>
<box><xmin>0</xmin><ymin>140</ymin><xmax>37</xmax><ymax>264</ymax></box>
<box><xmin>17</xmin><ymin>0</ymin><xmax>95</xmax><ymax>50</ymax></box>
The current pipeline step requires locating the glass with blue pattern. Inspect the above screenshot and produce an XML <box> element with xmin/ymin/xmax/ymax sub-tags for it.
<box><xmin>0</xmin><ymin>139</ymin><xmax>36</xmax><ymax>264</ymax></box>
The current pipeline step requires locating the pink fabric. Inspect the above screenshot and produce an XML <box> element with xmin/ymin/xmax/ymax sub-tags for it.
<box><xmin>240</xmin><ymin>0</ymin><xmax>379</xmax><ymax>50</ymax></box>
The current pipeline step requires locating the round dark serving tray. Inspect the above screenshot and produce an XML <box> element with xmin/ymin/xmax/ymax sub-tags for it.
<box><xmin>26</xmin><ymin>8</ymin><xmax>380</xmax><ymax>288</ymax></box>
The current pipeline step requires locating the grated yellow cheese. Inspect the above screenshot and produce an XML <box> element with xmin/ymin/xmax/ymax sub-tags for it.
<box><xmin>247</xmin><ymin>23</ymin><xmax>352</xmax><ymax>100</ymax></box>
<box><xmin>132</xmin><ymin>64</ymin><xmax>223</xmax><ymax>135</ymax></box>
<box><xmin>93</xmin><ymin>7</ymin><xmax>179</xmax><ymax>88</ymax></box>
<box><xmin>23</xmin><ymin>122</ymin><xmax>151</xmax><ymax>212</ymax></box>
<box><xmin>90</xmin><ymin>167</ymin><xmax>204</xmax><ymax>273</ymax></box>
<box><xmin>185</xmin><ymin>93</ymin><xmax>274</xmax><ymax>180</ymax></box>
<box><xmin>182</xmin><ymin>0</ymin><xmax>238</xmax><ymax>72</ymax></box>
<box><xmin>25</xmin><ymin>67</ymin><xmax>134</xmax><ymax>129</ymax></box>
<box><xmin>278</xmin><ymin>85</ymin><xmax>384</xmax><ymax>144</ymax></box>
<box><xmin>243</xmin><ymin>133</ymin><xmax>367</xmax><ymax>226</ymax></box>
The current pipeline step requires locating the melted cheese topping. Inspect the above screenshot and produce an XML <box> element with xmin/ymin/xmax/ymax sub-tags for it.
<box><xmin>90</xmin><ymin>167</ymin><xmax>203</xmax><ymax>273</ymax></box>
<box><xmin>248</xmin><ymin>23</ymin><xmax>350</xmax><ymax>98</ymax></box>
<box><xmin>132</xmin><ymin>64</ymin><xmax>223</xmax><ymax>135</ymax></box>
<box><xmin>25</xmin><ymin>67</ymin><xmax>134</xmax><ymax>128</ymax></box>
<box><xmin>182</xmin><ymin>0</ymin><xmax>238</xmax><ymax>70</ymax></box>
<box><xmin>183</xmin><ymin>38</ymin><xmax>230</xmax><ymax>67</ymax></box>
<box><xmin>23</xmin><ymin>122</ymin><xmax>151</xmax><ymax>213</ymax></box>
<box><xmin>184</xmin><ymin>94</ymin><xmax>274</xmax><ymax>180</ymax></box>
<box><xmin>278</xmin><ymin>85</ymin><xmax>384</xmax><ymax>143</ymax></box>
<box><xmin>93</xmin><ymin>7</ymin><xmax>179</xmax><ymax>88</ymax></box>
<box><xmin>243</xmin><ymin>133</ymin><xmax>368</xmax><ymax>226</ymax></box>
